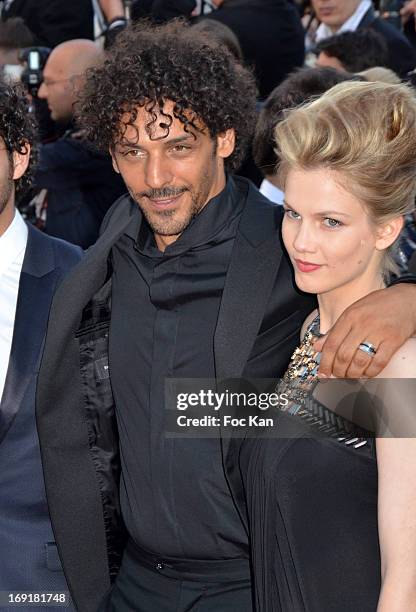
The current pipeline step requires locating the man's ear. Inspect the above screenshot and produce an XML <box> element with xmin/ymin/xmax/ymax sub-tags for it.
<box><xmin>69</xmin><ymin>74</ymin><xmax>82</xmax><ymax>96</ymax></box>
<box><xmin>216</xmin><ymin>128</ymin><xmax>236</xmax><ymax>160</ymax></box>
<box><xmin>12</xmin><ymin>145</ymin><xmax>30</xmax><ymax>180</ymax></box>
<box><xmin>110</xmin><ymin>148</ymin><xmax>120</xmax><ymax>174</ymax></box>
<box><xmin>375</xmin><ymin>216</ymin><xmax>404</xmax><ymax>251</ymax></box>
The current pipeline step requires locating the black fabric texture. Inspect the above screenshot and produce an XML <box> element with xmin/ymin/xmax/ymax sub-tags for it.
<box><xmin>1</xmin><ymin>0</ymin><xmax>94</xmax><ymax>47</ymax></box>
<box><xmin>109</xmin><ymin>178</ymin><xmax>248</xmax><ymax>559</ymax></box>
<box><xmin>204</xmin><ymin>0</ymin><xmax>305</xmax><ymax>99</ymax></box>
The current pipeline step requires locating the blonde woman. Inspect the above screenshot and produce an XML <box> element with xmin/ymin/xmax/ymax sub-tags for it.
<box><xmin>240</xmin><ymin>81</ymin><xmax>416</xmax><ymax>612</ymax></box>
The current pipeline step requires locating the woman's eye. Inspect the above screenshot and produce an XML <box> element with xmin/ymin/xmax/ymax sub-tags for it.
<box><xmin>323</xmin><ymin>217</ymin><xmax>342</xmax><ymax>228</ymax></box>
<box><xmin>284</xmin><ymin>209</ymin><xmax>300</xmax><ymax>220</ymax></box>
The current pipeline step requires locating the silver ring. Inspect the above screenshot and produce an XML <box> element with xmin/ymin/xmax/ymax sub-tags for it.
<box><xmin>358</xmin><ymin>341</ymin><xmax>377</xmax><ymax>357</ymax></box>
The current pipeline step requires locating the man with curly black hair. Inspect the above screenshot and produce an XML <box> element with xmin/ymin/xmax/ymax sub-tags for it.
<box><xmin>36</xmin><ymin>21</ymin><xmax>416</xmax><ymax>612</ymax></box>
<box><xmin>0</xmin><ymin>79</ymin><xmax>81</xmax><ymax>609</ymax></box>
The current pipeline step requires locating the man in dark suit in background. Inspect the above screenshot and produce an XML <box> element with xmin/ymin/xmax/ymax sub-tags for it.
<box><xmin>312</xmin><ymin>0</ymin><xmax>416</xmax><ymax>77</ymax></box>
<box><xmin>0</xmin><ymin>0</ymin><xmax>94</xmax><ymax>47</ymax></box>
<box><xmin>36</xmin><ymin>22</ymin><xmax>416</xmax><ymax>612</ymax></box>
<box><xmin>0</xmin><ymin>80</ymin><xmax>82</xmax><ymax>610</ymax></box>
<box><xmin>204</xmin><ymin>0</ymin><xmax>305</xmax><ymax>99</ymax></box>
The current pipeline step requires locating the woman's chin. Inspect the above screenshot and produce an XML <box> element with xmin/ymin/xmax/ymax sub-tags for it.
<box><xmin>294</xmin><ymin>272</ymin><xmax>328</xmax><ymax>295</ymax></box>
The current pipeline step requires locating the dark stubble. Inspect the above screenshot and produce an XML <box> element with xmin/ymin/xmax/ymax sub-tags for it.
<box><xmin>132</xmin><ymin>167</ymin><xmax>213</xmax><ymax>237</ymax></box>
<box><xmin>0</xmin><ymin>155</ymin><xmax>14</xmax><ymax>216</ymax></box>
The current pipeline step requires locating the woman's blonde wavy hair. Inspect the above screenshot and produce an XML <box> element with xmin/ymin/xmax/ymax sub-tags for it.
<box><xmin>275</xmin><ymin>80</ymin><xmax>416</xmax><ymax>276</ymax></box>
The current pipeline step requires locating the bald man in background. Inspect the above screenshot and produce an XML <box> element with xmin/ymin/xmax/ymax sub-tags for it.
<box><xmin>38</xmin><ymin>39</ymin><xmax>103</xmax><ymax>125</ymax></box>
<box><xmin>31</xmin><ymin>40</ymin><xmax>125</xmax><ymax>248</ymax></box>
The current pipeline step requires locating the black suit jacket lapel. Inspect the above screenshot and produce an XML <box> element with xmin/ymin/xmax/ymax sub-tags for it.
<box><xmin>214</xmin><ymin>182</ymin><xmax>283</xmax><ymax>380</ymax></box>
<box><xmin>214</xmin><ymin>182</ymin><xmax>284</xmax><ymax>533</ymax></box>
<box><xmin>358</xmin><ymin>6</ymin><xmax>376</xmax><ymax>28</ymax></box>
<box><xmin>36</xmin><ymin>195</ymin><xmax>135</xmax><ymax>611</ymax></box>
<box><xmin>0</xmin><ymin>224</ymin><xmax>58</xmax><ymax>444</ymax></box>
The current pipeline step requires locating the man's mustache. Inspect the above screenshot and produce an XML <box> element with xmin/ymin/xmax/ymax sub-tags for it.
<box><xmin>136</xmin><ymin>187</ymin><xmax>189</xmax><ymax>199</ymax></box>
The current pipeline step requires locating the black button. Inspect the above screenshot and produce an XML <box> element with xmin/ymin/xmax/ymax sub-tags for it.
<box><xmin>156</xmin><ymin>562</ymin><xmax>164</xmax><ymax>570</ymax></box>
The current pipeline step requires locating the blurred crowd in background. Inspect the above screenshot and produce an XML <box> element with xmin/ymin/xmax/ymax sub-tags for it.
<box><xmin>1</xmin><ymin>0</ymin><xmax>415</xmax><ymax>270</ymax></box>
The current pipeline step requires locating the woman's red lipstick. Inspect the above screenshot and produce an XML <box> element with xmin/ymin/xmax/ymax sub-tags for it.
<box><xmin>295</xmin><ymin>259</ymin><xmax>322</xmax><ymax>273</ymax></box>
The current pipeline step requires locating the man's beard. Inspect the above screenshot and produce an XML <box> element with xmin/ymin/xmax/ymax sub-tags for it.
<box><xmin>132</xmin><ymin>171</ymin><xmax>212</xmax><ymax>237</ymax></box>
<box><xmin>0</xmin><ymin>163</ymin><xmax>14</xmax><ymax>216</ymax></box>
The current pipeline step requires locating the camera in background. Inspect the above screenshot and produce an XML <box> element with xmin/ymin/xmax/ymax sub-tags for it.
<box><xmin>19</xmin><ymin>47</ymin><xmax>51</xmax><ymax>96</ymax></box>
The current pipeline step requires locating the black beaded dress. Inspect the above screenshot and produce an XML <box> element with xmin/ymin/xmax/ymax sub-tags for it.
<box><xmin>239</xmin><ymin>317</ymin><xmax>381</xmax><ymax>612</ymax></box>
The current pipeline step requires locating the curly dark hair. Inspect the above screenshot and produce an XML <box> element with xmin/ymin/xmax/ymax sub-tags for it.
<box><xmin>0</xmin><ymin>79</ymin><xmax>37</xmax><ymax>202</ymax></box>
<box><xmin>77</xmin><ymin>20</ymin><xmax>258</xmax><ymax>172</ymax></box>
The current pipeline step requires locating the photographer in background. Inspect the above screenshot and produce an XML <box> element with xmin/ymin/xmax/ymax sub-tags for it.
<box><xmin>27</xmin><ymin>40</ymin><xmax>125</xmax><ymax>248</ymax></box>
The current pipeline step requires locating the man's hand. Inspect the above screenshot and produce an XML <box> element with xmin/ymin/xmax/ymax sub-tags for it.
<box><xmin>99</xmin><ymin>0</ymin><xmax>125</xmax><ymax>21</ymax></box>
<box><xmin>313</xmin><ymin>284</ymin><xmax>416</xmax><ymax>378</ymax></box>
<box><xmin>401</xmin><ymin>0</ymin><xmax>416</xmax><ymax>29</ymax></box>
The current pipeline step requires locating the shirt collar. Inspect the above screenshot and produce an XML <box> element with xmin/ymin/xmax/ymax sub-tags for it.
<box><xmin>0</xmin><ymin>208</ymin><xmax>28</xmax><ymax>278</ymax></box>
<box><xmin>126</xmin><ymin>176</ymin><xmax>243</xmax><ymax>257</ymax></box>
<box><xmin>315</xmin><ymin>0</ymin><xmax>372</xmax><ymax>42</ymax></box>
<box><xmin>260</xmin><ymin>179</ymin><xmax>284</xmax><ymax>205</ymax></box>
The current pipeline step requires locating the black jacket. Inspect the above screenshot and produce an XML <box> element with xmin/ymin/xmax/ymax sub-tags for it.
<box><xmin>131</xmin><ymin>0</ymin><xmax>195</xmax><ymax>21</ymax></box>
<box><xmin>1</xmin><ymin>0</ymin><xmax>94</xmax><ymax>47</ymax></box>
<box><xmin>359</xmin><ymin>7</ymin><xmax>416</xmax><ymax>78</ymax></box>
<box><xmin>35</xmin><ymin>132</ymin><xmax>126</xmax><ymax>249</ymax></box>
<box><xmin>204</xmin><ymin>0</ymin><xmax>305</xmax><ymax>99</ymax></box>
<box><xmin>36</xmin><ymin>177</ymin><xmax>314</xmax><ymax>611</ymax></box>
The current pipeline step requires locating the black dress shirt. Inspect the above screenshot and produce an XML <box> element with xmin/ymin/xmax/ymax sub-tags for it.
<box><xmin>109</xmin><ymin>178</ymin><xmax>248</xmax><ymax>559</ymax></box>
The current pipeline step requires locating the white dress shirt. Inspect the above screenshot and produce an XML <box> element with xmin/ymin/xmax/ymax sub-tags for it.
<box><xmin>315</xmin><ymin>0</ymin><xmax>372</xmax><ymax>43</ymax></box>
<box><xmin>0</xmin><ymin>209</ymin><xmax>28</xmax><ymax>402</ymax></box>
<box><xmin>260</xmin><ymin>178</ymin><xmax>285</xmax><ymax>205</ymax></box>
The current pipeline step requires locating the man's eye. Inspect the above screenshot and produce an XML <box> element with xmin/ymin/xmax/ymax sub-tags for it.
<box><xmin>172</xmin><ymin>145</ymin><xmax>190</xmax><ymax>152</ymax></box>
<box><xmin>123</xmin><ymin>149</ymin><xmax>143</xmax><ymax>157</ymax></box>
<box><xmin>323</xmin><ymin>217</ymin><xmax>343</xmax><ymax>228</ymax></box>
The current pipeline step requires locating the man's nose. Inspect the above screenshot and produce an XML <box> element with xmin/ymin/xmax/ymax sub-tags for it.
<box><xmin>144</xmin><ymin>154</ymin><xmax>173</xmax><ymax>188</ymax></box>
<box><xmin>37</xmin><ymin>82</ymin><xmax>47</xmax><ymax>100</ymax></box>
